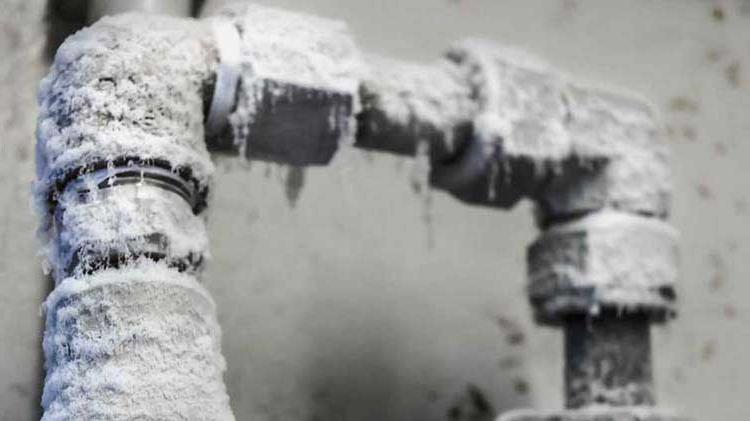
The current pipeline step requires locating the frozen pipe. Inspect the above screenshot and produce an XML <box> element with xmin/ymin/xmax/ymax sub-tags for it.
<box><xmin>356</xmin><ymin>55</ymin><xmax>477</xmax><ymax>162</ymax></box>
<box><xmin>202</xmin><ymin>8</ymin><xmax>681</xmax><ymax>415</ymax></box>
<box><xmin>36</xmin><ymin>13</ymin><xmax>232</xmax><ymax>420</ymax></box>
<box><xmin>198</xmin><ymin>9</ymin><xmax>681</xmax><ymax>417</ymax></box>
<box><xmin>564</xmin><ymin>314</ymin><xmax>654</xmax><ymax>409</ymax></box>
<box><xmin>36</xmin><ymin>4</ymin><xmax>365</xmax><ymax>419</ymax></box>
<box><xmin>36</xmin><ymin>2</ymin><xmax>683</xmax><ymax>420</ymax></box>
<box><xmin>350</xmin><ymin>42</ymin><xmax>680</xmax><ymax>418</ymax></box>
<box><xmin>355</xmin><ymin>41</ymin><xmax>671</xmax><ymax>220</ymax></box>
<box><xmin>205</xmin><ymin>3</ymin><xmax>362</xmax><ymax>164</ymax></box>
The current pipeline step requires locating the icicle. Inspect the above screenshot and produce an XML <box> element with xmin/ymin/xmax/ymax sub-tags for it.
<box><xmin>284</xmin><ymin>166</ymin><xmax>306</xmax><ymax>208</ymax></box>
<box><xmin>410</xmin><ymin>138</ymin><xmax>435</xmax><ymax>248</ymax></box>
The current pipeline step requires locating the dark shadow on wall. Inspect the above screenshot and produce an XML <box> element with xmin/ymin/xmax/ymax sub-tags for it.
<box><xmin>297</xmin><ymin>320</ymin><xmax>531</xmax><ymax>421</ymax></box>
<box><xmin>293</xmin><ymin>298</ymin><xmax>532</xmax><ymax>421</ymax></box>
<box><xmin>301</xmin><ymin>322</ymin><xmax>402</xmax><ymax>421</ymax></box>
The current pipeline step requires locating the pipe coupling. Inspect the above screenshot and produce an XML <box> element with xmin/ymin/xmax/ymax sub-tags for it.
<box><xmin>527</xmin><ymin>211</ymin><xmax>678</xmax><ymax>325</ymax></box>
<box><xmin>208</xmin><ymin>3</ymin><xmax>361</xmax><ymax>164</ymax></box>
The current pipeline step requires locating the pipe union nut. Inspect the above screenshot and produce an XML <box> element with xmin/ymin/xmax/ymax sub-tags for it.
<box><xmin>527</xmin><ymin>211</ymin><xmax>679</xmax><ymax>325</ymax></box>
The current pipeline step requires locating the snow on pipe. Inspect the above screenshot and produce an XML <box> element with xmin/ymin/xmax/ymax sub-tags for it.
<box><xmin>36</xmin><ymin>13</ymin><xmax>233</xmax><ymax>420</ymax></box>
<box><xmin>196</xmin><ymin>4</ymin><xmax>681</xmax><ymax>418</ymax></box>
<box><xmin>202</xmin><ymin>2</ymin><xmax>679</xmax><ymax>324</ymax></box>
<box><xmin>35</xmin><ymin>2</ymin><xmax>681</xmax><ymax>419</ymax></box>
<box><xmin>34</xmin><ymin>4</ymin><xmax>364</xmax><ymax>419</ymax></box>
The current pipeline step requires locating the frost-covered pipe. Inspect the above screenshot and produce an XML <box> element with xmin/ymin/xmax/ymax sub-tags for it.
<box><xmin>36</xmin><ymin>3</ymin><xmax>368</xmax><ymax>418</ymax></box>
<box><xmin>345</xmin><ymin>32</ymin><xmax>682</xmax><ymax>420</ymax></box>
<box><xmin>356</xmin><ymin>41</ymin><xmax>671</xmax><ymax>220</ymax></box>
<box><xmin>356</xmin><ymin>55</ymin><xmax>476</xmax><ymax>162</ymax></box>
<box><xmin>36</xmin><ymin>2</ymin><xmax>684</xmax><ymax>420</ymax></box>
<box><xmin>35</xmin><ymin>3</ymin><xmax>369</xmax><ymax>418</ymax></box>
<box><xmin>36</xmin><ymin>14</ymin><xmax>233</xmax><ymax>420</ymax></box>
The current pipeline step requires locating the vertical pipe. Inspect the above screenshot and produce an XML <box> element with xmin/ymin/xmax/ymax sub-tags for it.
<box><xmin>563</xmin><ymin>313</ymin><xmax>654</xmax><ymax>409</ymax></box>
<box><xmin>42</xmin><ymin>262</ymin><xmax>234</xmax><ymax>420</ymax></box>
<box><xmin>36</xmin><ymin>13</ymin><xmax>233</xmax><ymax>420</ymax></box>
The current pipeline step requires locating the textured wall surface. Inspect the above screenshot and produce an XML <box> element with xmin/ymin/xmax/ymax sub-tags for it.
<box><xmin>1</xmin><ymin>0</ymin><xmax>749</xmax><ymax>420</ymax></box>
<box><xmin>0</xmin><ymin>1</ymin><xmax>48</xmax><ymax>420</ymax></box>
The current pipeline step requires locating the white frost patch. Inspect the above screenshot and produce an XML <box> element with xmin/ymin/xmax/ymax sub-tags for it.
<box><xmin>550</xmin><ymin>82</ymin><xmax>671</xmax><ymax>217</ymax></box>
<box><xmin>42</xmin><ymin>260</ymin><xmax>233</xmax><ymax>421</ymax></box>
<box><xmin>35</xmin><ymin>14</ymin><xmax>234</xmax><ymax>420</ymax></box>
<box><xmin>35</xmin><ymin>14</ymin><xmax>215</xmax><ymax>227</ymax></box>
<box><xmin>448</xmin><ymin>39</ymin><xmax>572</xmax><ymax>162</ymax></box>
<box><xmin>219</xmin><ymin>3</ymin><xmax>362</xmax><ymax>95</ymax></box>
<box><xmin>362</xmin><ymin>54</ymin><xmax>476</xmax><ymax>152</ymax></box>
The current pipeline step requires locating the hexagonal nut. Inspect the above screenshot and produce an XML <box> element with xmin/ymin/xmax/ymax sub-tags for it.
<box><xmin>430</xmin><ymin>40</ymin><xmax>572</xmax><ymax>208</ymax></box>
<box><xmin>535</xmin><ymin>83</ymin><xmax>671</xmax><ymax>224</ymax></box>
<box><xmin>527</xmin><ymin>211</ymin><xmax>678</xmax><ymax>325</ymax></box>
<box><xmin>498</xmin><ymin>407</ymin><xmax>689</xmax><ymax>421</ymax></box>
<box><xmin>214</xmin><ymin>3</ymin><xmax>362</xmax><ymax>165</ymax></box>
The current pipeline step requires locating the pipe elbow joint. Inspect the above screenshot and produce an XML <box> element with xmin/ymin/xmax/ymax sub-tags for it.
<box><xmin>426</xmin><ymin>40</ymin><xmax>671</xmax><ymax>221</ymax></box>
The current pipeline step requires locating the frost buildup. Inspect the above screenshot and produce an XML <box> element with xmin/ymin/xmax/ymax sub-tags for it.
<box><xmin>42</xmin><ymin>261</ymin><xmax>234</xmax><ymax>420</ymax></box>
<box><xmin>430</xmin><ymin>39</ymin><xmax>572</xmax><ymax>208</ymax></box>
<box><xmin>535</xmin><ymin>83</ymin><xmax>672</xmax><ymax>223</ymax></box>
<box><xmin>35</xmin><ymin>14</ymin><xmax>216</xmax><ymax>276</ymax></box>
<box><xmin>216</xmin><ymin>3</ymin><xmax>363</xmax><ymax>165</ymax></box>
<box><xmin>528</xmin><ymin>211</ymin><xmax>679</xmax><ymax>324</ymax></box>
<box><xmin>356</xmin><ymin>55</ymin><xmax>477</xmax><ymax>159</ymax></box>
<box><xmin>35</xmin><ymin>14</ymin><xmax>234</xmax><ymax>421</ymax></box>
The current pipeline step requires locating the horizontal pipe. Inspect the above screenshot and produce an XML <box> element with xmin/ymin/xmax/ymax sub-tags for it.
<box><xmin>88</xmin><ymin>0</ymin><xmax>192</xmax><ymax>23</ymax></box>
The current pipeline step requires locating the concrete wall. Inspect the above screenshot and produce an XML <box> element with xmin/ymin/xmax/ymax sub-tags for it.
<box><xmin>1</xmin><ymin>0</ymin><xmax>749</xmax><ymax>419</ymax></box>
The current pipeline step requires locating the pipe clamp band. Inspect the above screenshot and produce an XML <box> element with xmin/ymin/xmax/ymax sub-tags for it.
<box><xmin>61</xmin><ymin>166</ymin><xmax>199</xmax><ymax>210</ymax></box>
<box><xmin>206</xmin><ymin>18</ymin><xmax>242</xmax><ymax>139</ymax></box>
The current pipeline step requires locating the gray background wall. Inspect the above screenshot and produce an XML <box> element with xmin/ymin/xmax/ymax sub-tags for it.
<box><xmin>1</xmin><ymin>0</ymin><xmax>749</xmax><ymax>420</ymax></box>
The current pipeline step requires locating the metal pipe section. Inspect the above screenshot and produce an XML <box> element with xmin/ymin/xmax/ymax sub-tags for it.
<box><xmin>564</xmin><ymin>314</ymin><xmax>654</xmax><ymax>409</ymax></box>
<box><xmin>87</xmin><ymin>0</ymin><xmax>192</xmax><ymax>23</ymax></box>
